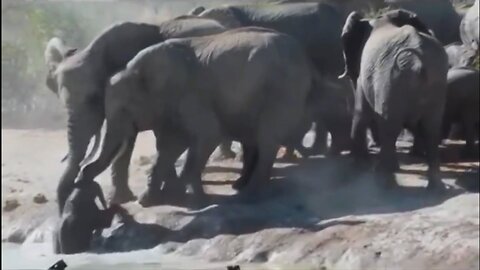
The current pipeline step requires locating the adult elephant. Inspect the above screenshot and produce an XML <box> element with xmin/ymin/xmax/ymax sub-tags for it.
<box><xmin>411</xmin><ymin>67</ymin><xmax>479</xmax><ymax>158</ymax></box>
<box><xmin>191</xmin><ymin>2</ymin><xmax>348</xmax><ymax>158</ymax></box>
<box><xmin>340</xmin><ymin>9</ymin><xmax>449</xmax><ymax>190</ymax></box>
<box><xmin>44</xmin><ymin>16</ymin><xmax>226</xmax><ymax>213</ymax></box>
<box><xmin>460</xmin><ymin>0</ymin><xmax>479</xmax><ymax>51</ymax></box>
<box><xmin>74</xmin><ymin>27</ymin><xmax>316</xmax><ymax>207</ymax></box>
<box><xmin>385</xmin><ymin>0</ymin><xmax>462</xmax><ymax>45</ymax></box>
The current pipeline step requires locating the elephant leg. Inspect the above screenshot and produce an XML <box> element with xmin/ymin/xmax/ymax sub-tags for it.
<box><xmin>218</xmin><ymin>140</ymin><xmax>236</xmax><ymax>159</ymax></box>
<box><xmin>310</xmin><ymin>121</ymin><xmax>328</xmax><ymax>155</ymax></box>
<box><xmin>375</xmin><ymin>119</ymin><xmax>401</xmax><ymax>188</ymax></box>
<box><xmin>422</xmin><ymin>116</ymin><xmax>446</xmax><ymax>192</ymax></box>
<box><xmin>110</xmin><ymin>135</ymin><xmax>137</xmax><ymax>204</ymax></box>
<box><xmin>326</xmin><ymin>128</ymin><xmax>343</xmax><ymax>157</ymax></box>
<box><xmin>461</xmin><ymin>113</ymin><xmax>477</xmax><ymax>158</ymax></box>
<box><xmin>232</xmin><ymin>143</ymin><xmax>258</xmax><ymax>191</ymax></box>
<box><xmin>181</xmin><ymin>138</ymin><xmax>217</xmax><ymax>208</ymax></box>
<box><xmin>138</xmin><ymin>130</ymin><xmax>188</xmax><ymax>207</ymax></box>
<box><xmin>409</xmin><ymin>125</ymin><xmax>426</xmax><ymax>157</ymax></box>
<box><xmin>240</xmin><ymin>140</ymin><xmax>279</xmax><ymax>200</ymax></box>
<box><xmin>76</xmin><ymin>122</ymin><xmax>130</xmax><ymax>185</ymax></box>
<box><xmin>368</xmin><ymin>122</ymin><xmax>380</xmax><ymax>147</ymax></box>
<box><xmin>351</xmin><ymin>89</ymin><xmax>370</xmax><ymax>163</ymax></box>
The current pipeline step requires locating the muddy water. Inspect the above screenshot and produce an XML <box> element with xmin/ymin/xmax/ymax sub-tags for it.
<box><xmin>1</xmin><ymin>243</ymin><xmax>270</xmax><ymax>270</ymax></box>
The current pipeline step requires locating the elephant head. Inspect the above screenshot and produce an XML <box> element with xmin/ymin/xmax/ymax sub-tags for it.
<box><xmin>338</xmin><ymin>11</ymin><xmax>372</xmax><ymax>87</ymax></box>
<box><xmin>196</xmin><ymin>6</ymin><xmax>243</xmax><ymax>28</ymax></box>
<box><xmin>45</xmin><ymin>37</ymin><xmax>105</xmax><ymax>212</ymax></box>
<box><xmin>339</xmin><ymin>9</ymin><xmax>433</xmax><ymax>87</ymax></box>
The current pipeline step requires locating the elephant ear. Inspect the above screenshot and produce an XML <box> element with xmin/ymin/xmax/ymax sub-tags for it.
<box><xmin>339</xmin><ymin>11</ymin><xmax>372</xmax><ymax>86</ymax></box>
<box><xmin>383</xmin><ymin>9</ymin><xmax>433</xmax><ymax>36</ymax></box>
<box><xmin>44</xmin><ymin>37</ymin><xmax>77</xmax><ymax>71</ymax></box>
<box><xmin>188</xmin><ymin>6</ymin><xmax>206</xmax><ymax>15</ymax></box>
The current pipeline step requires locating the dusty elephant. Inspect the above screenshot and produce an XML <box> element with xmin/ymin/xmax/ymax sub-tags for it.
<box><xmin>460</xmin><ymin>0</ymin><xmax>479</xmax><ymax>51</ymax></box>
<box><xmin>340</xmin><ymin>9</ymin><xmax>449</xmax><ymax>189</ymax></box>
<box><xmin>411</xmin><ymin>67</ymin><xmax>479</xmax><ymax>158</ymax></box>
<box><xmin>193</xmin><ymin>2</ymin><xmax>348</xmax><ymax>157</ymax></box>
<box><xmin>73</xmin><ymin>27</ymin><xmax>316</xmax><ymax>208</ymax></box>
<box><xmin>385</xmin><ymin>0</ymin><xmax>462</xmax><ymax>45</ymax></box>
<box><xmin>53</xmin><ymin>179</ymin><xmax>124</xmax><ymax>254</ymax></box>
<box><xmin>44</xmin><ymin>16</ymin><xmax>226</xmax><ymax>213</ymax></box>
<box><xmin>444</xmin><ymin>42</ymin><xmax>478</xmax><ymax>68</ymax></box>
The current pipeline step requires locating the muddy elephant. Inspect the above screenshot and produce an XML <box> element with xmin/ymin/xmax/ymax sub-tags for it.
<box><xmin>340</xmin><ymin>9</ymin><xmax>449</xmax><ymax>190</ymax></box>
<box><xmin>444</xmin><ymin>42</ymin><xmax>478</xmax><ymax>68</ymax></box>
<box><xmin>460</xmin><ymin>0</ymin><xmax>479</xmax><ymax>51</ymax></box>
<box><xmin>53</xmin><ymin>179</ymin><xmax>123</xmax><ymax>254</ymax></box>
<box><xmin>73</xmin><ymin>27</ymin><xmax>316</xmax><ymax>208</ymax></box>
<box><xmin>44</xmin><ymin>16</ymin><xmax>226</xmax><ymax>213</ymax></box>
<box><xmin>192</xmin><ymin>2</ymin><xmax>348</xmax><ymax>157</ymax></box>
<box><xmin>385</xmin><ymin>0</ymin><xmax>462</xmax><ymax>45</ymax></box>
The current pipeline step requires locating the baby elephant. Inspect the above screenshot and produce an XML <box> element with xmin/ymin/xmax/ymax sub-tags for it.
<box><xmin>54</xmin><ymin>178</ymin><xmax>124</xmax><ymax>254</ymax></box>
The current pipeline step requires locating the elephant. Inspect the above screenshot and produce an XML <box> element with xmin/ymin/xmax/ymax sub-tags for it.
<box><xmin>53</xmin><ymin>178</ymin><xmax>125</xmax><ymax>254</ymax></box>
<box><xmin>444</xmin><ymin>42</ymin><xmax>478</xmax><ymax>68</ymax></box>
<box><xmin>340</xmin><ymin>9</ymin><xmax>449</xmax><ymax>190</ymax></box>
<box><xmin>460</xmin><ymin>0</ymin><xmax>479</xmax><ymax>51</ymax></box>
<box><xmin>44</xmin><ymin>16</ymin><xmax>226</xmax><ymax>213</ymax></box>
<box><xmin>283</xmin><ymin>76</ymin><xmax>354</xmax><ymax>159</ymax></box>
<box><xmin>192</xmin><ymin>2</ymin><xmax>348</xmax><ymax>158</ymax></box>
<box><xmin>73</xmin><ymin>27</ymin><xmax>316</xmax><ymax>208</ymax></box>
<box><xmin>411</xmin><ymin>67</ymin><xmax>479</xmax><ymax>158</ymax></box>
<box><xmin>385</xmin><ymin>0</ymin><xmax>462</xmax><ymax>45</ymax></box>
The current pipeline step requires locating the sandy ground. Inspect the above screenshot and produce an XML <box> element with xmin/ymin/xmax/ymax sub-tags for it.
<box><xmin>1</xmin><ymin>128</ymin><xmax>479</xmax><ymax>269</ymax></box>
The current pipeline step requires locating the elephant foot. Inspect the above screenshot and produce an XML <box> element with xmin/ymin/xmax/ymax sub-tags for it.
<box><xmin>426</xmin><ymin>179</ymin><xmax>447</xmax><ymax>193</ymax></box>
<box><xmin>109</xmin><ymin>188</ymin><xmax>137</xmax><ymax>205</ymax></box>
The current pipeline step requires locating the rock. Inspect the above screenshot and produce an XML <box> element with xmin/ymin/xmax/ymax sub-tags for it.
<box><xmin>33</xmin><ymin>193</ymin><xmax>48</xmax><ymax>204</ymax></box>
<box><xmin>3</xmin><ymin>199</ymin><xmax>20</xmax><ymax>212</ymax></box>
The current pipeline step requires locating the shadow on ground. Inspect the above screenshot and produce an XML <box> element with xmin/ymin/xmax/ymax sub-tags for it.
<box><xmin>93</xmin><ymin>140</ymin><xmax>477</xmax><ymax>253</ymax></box>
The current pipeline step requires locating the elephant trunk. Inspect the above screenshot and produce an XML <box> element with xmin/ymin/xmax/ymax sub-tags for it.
<box><xmin>60</xmin><ymin>127</ymin><xmax>102</xmax><ymax>166</ymax></box>
<box><xmin>57</xmin><ymin>107</ymin><xmax>104</xmax><ymax>214</ymax></box>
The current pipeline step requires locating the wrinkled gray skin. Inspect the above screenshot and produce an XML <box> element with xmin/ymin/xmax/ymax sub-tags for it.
<box><xmin>444</xmin><ymin>42</ymin><xmax>478</xmax><ymax>68</ymax></box>
<box><xmin>385</xmin><ymin>0</ymin><xmax>462</xmax><ymax>45</ymax></box>
<box><xmin>74</xmin><ymin>27</ymin><xmax>315</xmax><ymax>207</ymax></box>
<box><xmin>53</xmin><ymin>179</ymin><xmax>121</xmax><ymax>254</ymax></box>
<box><xmin>460</xmin><ymin>0</ymin><xmax>479</xmax><ymax>51</ymax></box>
<box><xmin>341</xmin><ymin>9</ymin><xmax>449</xmax><ymax>190</ymax></box>
<box><xmin>411</xmin><ymin>67</ymin><xmax>479</xmax><ymax>158</ymax></box>
<box><xmin>193</xmin><ymin>2</ymin><xmax>347</xmax><ymax>157</ymax></box>
<box><xmin>44</xmin><ymin>16</ymin><xmax>226</xmax><ymax>213</ymax></box>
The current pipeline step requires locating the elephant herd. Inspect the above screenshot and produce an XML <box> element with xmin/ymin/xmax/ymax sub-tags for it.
<box><xmin>46</xmin><ymin>1</ymin><xmax>479</xmax><ymax>254</ymax></box>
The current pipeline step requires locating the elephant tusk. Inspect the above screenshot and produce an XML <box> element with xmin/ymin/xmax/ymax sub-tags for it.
<box><xmin>79</xmin><ymin>129</ymin><xmax>102</xmax><ymax>167</ymax></box>
<box><xmin>338</xmin><ymin>70</ymin><xmax>348</xmax><ymax>79</ymax></box>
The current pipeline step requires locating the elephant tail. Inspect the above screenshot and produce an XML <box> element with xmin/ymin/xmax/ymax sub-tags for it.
<box><xmin>60</xmin><ymin>128</ymin><xmax>102</xmax><ymax>166</ymax></box>
<box><xmin>394</xmin><ymin>47</ymin><xmax>426</xmax><ymax>78</ymax></box>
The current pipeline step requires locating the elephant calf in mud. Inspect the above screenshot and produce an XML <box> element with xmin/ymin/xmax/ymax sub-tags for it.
<box><xmin>74</xmin><ymin>27</ymin><xmax>316</xmax><ymax>208</ymax></box>
<box><xmin>340</xmin><ymin>9</ymin><xmax>449</xmax><ymax>190</ymax></box>
<box><xmin>54</xmin><ymin>179</ymin><xmax>126</xmax><ymax>254</ymax></box>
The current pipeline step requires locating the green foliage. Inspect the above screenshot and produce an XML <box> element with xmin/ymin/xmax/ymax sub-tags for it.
<box><xmin>473</xmin><ymin>52</ymin><xmax>480</xmax><ymax>70</ymax></box>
